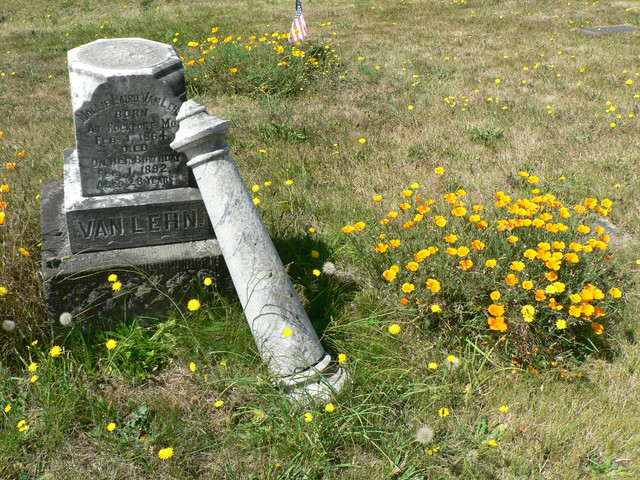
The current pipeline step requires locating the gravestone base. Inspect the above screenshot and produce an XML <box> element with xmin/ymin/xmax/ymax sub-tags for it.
<box><xmin>581</xmin><ymin>25</ymin><xmax>640</xmax><ymax>35</ymax></box>
<box><xmin>41</xmin><ymin>180</ymin><xmax>233</xmax><ymax>329</ymax></box>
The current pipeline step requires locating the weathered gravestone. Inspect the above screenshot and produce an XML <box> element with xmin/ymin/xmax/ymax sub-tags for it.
<box><xmin>581</xmin><ymin>25</ymin><xmax>640</xmax><ymax>35</ymax></box>
<box><xmin>41</xmin><ymin>37</ymin><xmax>346</xmax><ymax>400</ymax></box>
<box><xmin>41</xmin><ymin>38</ymin><xmax>231</xmax><ymax>325</ymax></box>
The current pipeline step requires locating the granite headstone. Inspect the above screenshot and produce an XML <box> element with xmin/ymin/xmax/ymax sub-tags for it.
<box><xmin>581</xmin><ymin>25</ymin><xmax>640</xmax><ymax>35</ymax></box>
<box><xmin>41</xmin><ymin>38</ymin><xmax>231</xmax><ymax>325</ymax></box>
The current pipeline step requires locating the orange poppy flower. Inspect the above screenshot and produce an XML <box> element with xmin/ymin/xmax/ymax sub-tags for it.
<box><xmin>488</xmin><ymin>304</ymin><xmax>505</xmax><ymax>317</ymax></box>
<box><xmin>426</xmin><ymin>278</ymin><xmax>441</xmax><ymax>293</ymax></box>
<box><xmin>471</xmin><ymin>240</ymin><xmax>485</xmax><ymax>251</ymax></box>
<box><xmin>565</xmin><ymin>252</ymin><xmax>579</xmax><ymax>263</ymax></box>
<box><xmin>459</xmin><ymin>259</ymin><xmax>473</xmax><ymax>270</ymax></box>
<box><xmin>376</xmin><ymin>243</ymin><xmax>389</xmax><ymax>253</ymax></box>
<box><xmin>488</xmin><ymin>316</ymin><xmax>508</xmax><ymax>332</ymax></box>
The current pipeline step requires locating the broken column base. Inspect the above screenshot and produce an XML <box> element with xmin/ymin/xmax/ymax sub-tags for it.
<box><xmin>276</xmin><ymin>354</ymin><xmax>348</xmax><ymax>403</ymax></box>
<box><xmin>41</xmin><ymin>179</ymin><xmax>233</xmax><ymax>331</ymax></box>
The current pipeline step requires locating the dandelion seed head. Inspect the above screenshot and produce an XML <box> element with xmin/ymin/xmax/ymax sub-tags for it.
<box><xmin>467</xmin><ymin>449</ymin><xmax>480</xmax><ymax>463</ymax></box>
<box><xmin>446</xmin><ymin>355</ymin><xmax>460</xmax><ymax>369</ymax></box>
<box><xmin>2</xmin><ymin>320</ymin><xmax>16</xmax><ymax>332</ymax></box>
<box><xmin>59</xmin><ymin>312</ymin><xmax>73</xmax><ymax>326</ymax></box>
<box><xmin>322</xmin><ymin>261</ymin><xmax>336</xmax><ymax>275</ymax></box>
<box><xmin>415</xmin><ymin>425</ymin><xmax>434</xmax><ymax>444</ymax></box>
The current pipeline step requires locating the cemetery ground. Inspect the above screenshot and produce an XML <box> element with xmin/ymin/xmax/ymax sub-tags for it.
<box><xmin>1</xmin><ymin>0</ymin><xmax>640</xmax><ymax>478</ymax></box>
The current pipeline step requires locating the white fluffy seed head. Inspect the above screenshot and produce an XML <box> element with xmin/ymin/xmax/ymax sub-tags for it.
<box><xmin>2</xmin><ymin>320</ymin><xmax>16</xmax><ymax>332</ymax></box>
<box><xmin>446</xmin><ymin>357</ymin><xmax>460</xmax><ymax>370</ymax></box>
<box><xmin>466</xmin><ymin>449</ymin><xmax>480</xmax><ymax>463</ymax></box>
<box><xmin>59</xmin><ymin>312</ymin><xmax>73</xmax><ymax>327</ymax></box>
<box><xmin>415</xmin><ymin>425</ymin><xmax>434</xmax><ymax>444</ymax></box>
<box><xmin>322</xmin><ymin>261</ymin><xmax>337</xmax><ymax>275</ymax></box>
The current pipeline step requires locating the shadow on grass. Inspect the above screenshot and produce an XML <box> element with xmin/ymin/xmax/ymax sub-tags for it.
<box><xmin>272</xmin><ymin>234</ymin><xmax>359</xmax><ymax>338</ymax></box>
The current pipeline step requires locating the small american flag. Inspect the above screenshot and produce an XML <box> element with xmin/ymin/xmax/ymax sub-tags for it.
<box><xmin>290</xmin><ymin>0</ymin><xmax>308</xmax><ymax>44</ymax></box>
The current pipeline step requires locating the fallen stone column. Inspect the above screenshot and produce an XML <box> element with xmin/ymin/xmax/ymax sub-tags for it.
<box><xmin>171</xmin><ymin>100</ymin><xmax>345</xmax><ymax>401</ymax></box>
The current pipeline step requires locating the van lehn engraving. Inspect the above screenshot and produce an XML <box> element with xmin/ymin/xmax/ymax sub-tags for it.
<box><xmin>72</xmin><ymin>209</ymin><xmax>203</xmax><ymax>240</ymax></box>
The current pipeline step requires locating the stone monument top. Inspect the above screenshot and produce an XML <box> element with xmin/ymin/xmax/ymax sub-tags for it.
<box><xmin>68</xmin><ymin>38</ymin><xmax>188</xmax><ymax>197</ymax></box>
<box><xmin>67</xmin><ymin>38</ymin><xmax>186</xmax><ymax>111</ymax></box>
<box><xmin>75</xmin><ymin>38</ymin><xmax>173</xmax><ymax>70</ymax></box>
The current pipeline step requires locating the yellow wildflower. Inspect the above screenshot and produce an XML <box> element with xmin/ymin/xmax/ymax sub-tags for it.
<box><xmin>158</xmin><ymin>447</ymin><xmax>174</xmax><ymax>459</ymax></box>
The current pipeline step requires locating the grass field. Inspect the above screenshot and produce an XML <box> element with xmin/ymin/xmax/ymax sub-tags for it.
<box><xmin>2</xmin><ymin>0</ymin><xmax>640</xmax><ymax>478</ymax></box>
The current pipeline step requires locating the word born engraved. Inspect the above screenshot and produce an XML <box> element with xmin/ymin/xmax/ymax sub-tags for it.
<box><xmin>76</xmin><ymin>91</ymin><xmax>180</xmax><ymax>124</ymax></box>
<box><xmin>73</xmin><ymin>209</ymin><xmax>205</xmax><ymax>242</ymax></box>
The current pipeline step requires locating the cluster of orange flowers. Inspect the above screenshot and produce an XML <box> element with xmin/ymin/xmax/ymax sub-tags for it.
<box><xmin>343</xmin><ymin>169</ymin><xmax>623</xmax><ymax>343</ymax></box>
<box><xmin>0</xmin><ymin>133</ymin><xmax>23</xmax><ymax>226</ymax></box>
